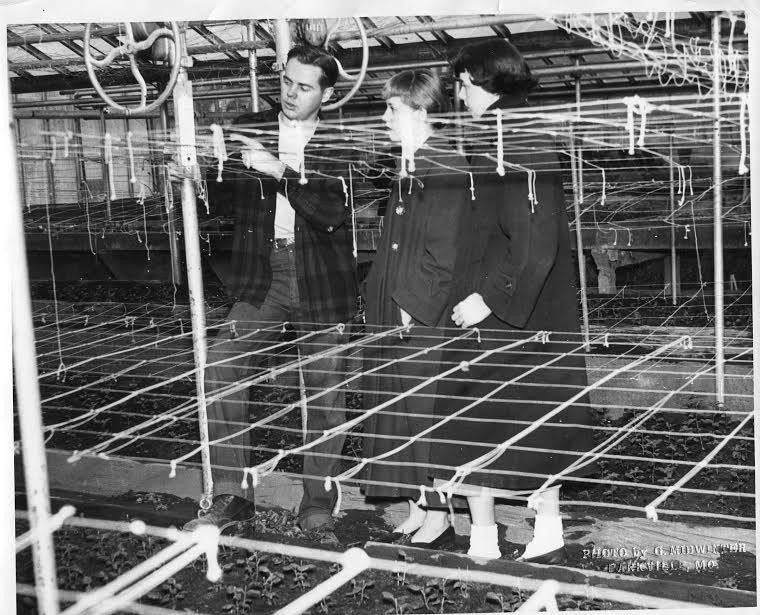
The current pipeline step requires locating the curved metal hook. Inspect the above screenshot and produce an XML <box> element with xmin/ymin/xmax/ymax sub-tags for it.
<box><xmin>321</xmin><ymin>17</ymin><xmax>369</xmax><ymax>112</ymax></box>
<box><xmin>83</xmin><ymin>22</ymin><xmax>182</xmax><ymax>116</ymax></box>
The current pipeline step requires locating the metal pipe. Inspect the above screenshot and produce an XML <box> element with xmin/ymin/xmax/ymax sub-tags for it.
<box><xmin>12</xmin><ymin>59</ymin><xmax>727</xmax><ymax>109</ymax></box>
<box><xmin>124</xmin><ymin>117</ymin><xmax>134</xmax><ymax>199</ymax></box>
<box><xmin>7</xmin><ymin>25</ymin><xmax>122</xmax><ymax>45</ymax></box>
<box><xmin>172</xmin><ymin>28</ymin><xmax>214</xmax><ymax>507</ymax></box>
<box><xmin>669</xmin><ymin>135</ymin><xmax>678</xmax><ymax>305</ymax></box>
<box><xmin>247</xmin><ymin>20</ymin><xmax>260</xmax><ymax>113</ymax></box>
<box><xmin>332</xmin><ymin>15</ymin><xmax>548</xmax><ymax>41</ymax></box>
<box><xmin>711</xmin><ymin>13</ymin><xmax>725</xmax><ymax>408</ymax></box>
<box><xmin>747</xmin><ymin>1</ymin><xmax>760</xmax><ymax>480</ymax></box>
<box><xmin>160</xmin><ymin>107</ymin><xmax>182</xmax><ymax>287</ymax></box>
<box><xmin>15</xmin><ymin>119</ymin><xmax>27</xmax><ymax>203</ymax></box>
<box><xmin>100</xmin><ymin>110</ymin><xmax>111</xmax><ymax>221</ymax></box>
<box><xmin>273</xmin><ymin>18</ymin><xmax>291</xmax><ymax>72</ymax></box>
<box><xmin>3</xmin><ymin>25</ymin><xmax>61</xmax><ymax>615</ymax></box>
<box><xmin>572</xmin><ymin>71</ymin><xmax>590</xmax><ymax>352</ymax></box>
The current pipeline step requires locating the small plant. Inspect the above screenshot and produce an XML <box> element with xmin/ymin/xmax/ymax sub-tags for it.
<box><xmin>382</xmin><ymin>590</ymin><xmax>412</xmax><ymax>614</ymax></box>
<box><xmin>282</xmin><ymin>561</ymin><xmax>316</xmax><ymax>589</ymax></box>
<box><xmin>223</xmin><ymin>584</ymin><xmax>250</xmax><ymax>615</ymax></box>
<box><xmin>486</xmin><ymin>591</ymin><xmax>509</xmax><ymax>612</ymax></box>
<box><xmin>159</xmin><ymin>578</ymin><xmax>186</xmax><ymax>609</ymax></box>
<box><xmin>486</xmin><ymin>589</ymin><xmax>523</xmax><ymax>612</ymax></box>
<box><xmin>344</xmin><ymin>578</ymin><xmax>375</xmax><ymax>605</ymax></box>
<box><xmin>452</xmin><ymin>580</ymin><xmax>470</xmax><ymax>601</ymax></box>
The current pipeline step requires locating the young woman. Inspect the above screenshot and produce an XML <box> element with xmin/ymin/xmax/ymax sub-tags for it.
<box><xmin>362</xmin><ymin>69</ymin><xmax>469</xmax><ymax>547</ymax></box>
<box><xmin>428</xmin><ymin>39</ymin><xmax>597</xmax><ymax>562</ymax></box>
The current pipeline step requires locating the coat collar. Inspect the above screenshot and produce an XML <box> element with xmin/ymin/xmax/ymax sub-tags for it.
<box><xmin>487</xmin><ymin>93</ymin><xmax>529</xmax><ymax>112</ymax></box>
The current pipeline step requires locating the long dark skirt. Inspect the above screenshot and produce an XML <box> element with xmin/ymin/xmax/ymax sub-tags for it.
<box><xmin>361</xmin><ymin>327</ymin><xmax>444</xmax><ymax>499</ymax></box>
<box><xmin>429</xmin><ymin>320</ymin><xmax>597</xmax><ymax>491</ymax></box>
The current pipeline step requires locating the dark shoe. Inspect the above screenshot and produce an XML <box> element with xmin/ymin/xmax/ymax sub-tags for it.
<box><xmin>182</xmin><ymin>494</ymin><xmax>256</xmax><ymax>533</ymax></box>
<box><xmin>373</xmin><ymin>530</ymin><xmax>413</xmax><ymax>545</ymax></box>
<box><xmin>304</xmin><ymin>527</ymin><xmax>341</xmax><ymax>546</ymax></box>
<box><xmin>410</xmin><ymin>526</ymin><xmax>456</xmax><ymax>550</ymax></box>
<box><xmin>518</xmin><ymin>545</ymin><xmax>568</xmax><ymax>565</ymax></box>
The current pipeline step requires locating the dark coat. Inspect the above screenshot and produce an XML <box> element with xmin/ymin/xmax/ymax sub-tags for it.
<box><xmin>362</xmin><ymin>148</ymin><xmax>470</xmax><ymax>499</ymax></box>
<box><xmin>208</xmin><ymin>108</ymin><xmax>359</xmax><ymax>324</ymax></box>
<box><xmin>429</xmin><ymin>96</ymin><xmax>597</xmax><ymax>491</ymax></box>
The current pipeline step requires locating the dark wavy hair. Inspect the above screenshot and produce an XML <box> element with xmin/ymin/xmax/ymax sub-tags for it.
<box><xmin>381</xmin><ymin>69</ymin><xmax>451</xmax><ymax>114</ymax></box>
<box><xmin>451</xmin><ymin>39</ymin><xmax>537</xmax><ymax>97</ymax></box>
<box><xmin>286</xmin><ymin>44</ymin><xmax>339</xmax><ymax>89</ymax></box>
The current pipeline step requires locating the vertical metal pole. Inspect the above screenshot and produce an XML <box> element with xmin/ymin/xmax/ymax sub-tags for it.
<box><xmin>571</xmin><ymin>71</ymin><xmax>590</xmax><ymax>352</ymax></box>
<box><xmin>274</xmin><ymin>18</ymin><xmax>291</xmax><ymax>72</ymax></box>
<box><xmin>14</xmin><ymin>119</ymin><xmax>27</xmax><ymax>205</ymax></box>
<box><xmin>247</xmin><ymin>20</ymin><xmax>260</xmax><ymax>113</ymax></box>
<box><xmin>172</xmin><ymin>24</ymin><xmax>214</xmax><ymax>505</ymax></box>
<box><xmin>124</xmin><ymin>117</ymin><xmax>134</xmax><ymax>199</ymax></box>
<box><xmin>712</xmin><ymin>13</ymin><xmax>725</xmax><ymax>407</ymax></box>
<box><xmin>100</xmin><ymin>110</ymin><xmax>111</xmax><ymax>221</ymax></box>
<box><xmin>669</xmin><ymin>135</ymin><xmax>677</xmax><ymax>305</ymax></box>
<box><xmin>43</xmin><ymin>116</ymin><xmax>56</xmax><ymax>206</ymax></box>
<box><xmin>2</xmin><ymin>27</ymin><xmax>61</xmax><ymax>615</ymax></box>
<box><xmin>71</xmin><ymin>117</ymin><xmax>83</xmax><ymax>196</ymax></box>
<box><xmin>746</xmin><ymin>1</ymin><xmax>760</xmax><ymax>527</ymax></box>
<box><xmin>145</xmin><ymin>117</ymin><xmax>161</xmax><ymax>199</ymax></box>
<box><xmin>160</xmin><ymin>107</ymin><xmax>183</xmax><ymax>286</ymax></box>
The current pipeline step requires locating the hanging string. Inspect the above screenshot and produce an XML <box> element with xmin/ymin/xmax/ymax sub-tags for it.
<box><xmin>636</xmin><ymin>98</ymin><xmax>653</xmax><ymax>148</ymax></box>
<box><xmin>140</xmin><ymin>185</ymin><xmax>151</xmax><ymax>261</ymax></box>
<box><xmin>468</xmin><ymin>171</ymin><xmax>475</xmax><ymax>201</ymax></box>
<box><xmin>495</xmin><ymin>108</ymin><xmax>505</xmax><ymax>175</ymax></box>
<box><xmin>738</xmin><ymin>93</ymin><xmax>748</xmax><ymax>175</ymax></box>
<box><xmin>625</xmin><ymin>97</ymin><xmax>636</xmax><ymax>154</ymax></box>
<box><xmin>348</xmin><ymin>166</ymin><xmax>357</xmax><ymax>259</ymax></box>
<box><xmin>49</xmin><ymin>135</ymin><xmax>57</xmax><ymax>164</ymax></box>
<box><xmin>126</xmin><ymin>130</ymin><xmax>137</xmax><ymax>184</ymax></box>
<box><xmin>104</xmin><ymin>132</ymin><xmax>116</xmax><ymax>201</ymax></box>
<box><xmin>210</xmin><ymin>123</ymin><xmax>228</xmax><ymax>182</ymax></box>
<box><xmin>62</xmin><ymin>130</ymin><xmax>73</xmax><ymax>158</ymax></box>
<box><xmin>43</xmin><ymin>198</ymin><xmax>66</xmax><ymax>381</ymax></box>
<box><xmin>197</xmin><ymin>179</ymin><xmax>209</xmax><ymax>214</ymax></box>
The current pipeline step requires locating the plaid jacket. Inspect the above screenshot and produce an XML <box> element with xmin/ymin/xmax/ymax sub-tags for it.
<box><xmin>215</xmin><ymin>108</ymin><xmax>359</xmax><ymax>324</ymax></box>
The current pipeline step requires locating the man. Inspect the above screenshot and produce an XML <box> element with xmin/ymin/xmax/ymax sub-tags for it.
<box><xmin>184</xmin><ymin>45</ymin><xmax>358</xmax><ymax>543</ymax></box>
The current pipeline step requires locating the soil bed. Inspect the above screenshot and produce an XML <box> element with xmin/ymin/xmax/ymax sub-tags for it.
<box><xmin>18</xmin><ymin>493</ymin><xmax>736</xmax><ymax>615</ymax></box>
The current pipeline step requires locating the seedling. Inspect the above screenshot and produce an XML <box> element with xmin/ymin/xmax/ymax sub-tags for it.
<box><xmin>282</xmin><ymin>561</ymin><xmax>315</xmax><ymax>589</ymax></box>
<box><xmin>381</xmin><ymin>590</ymin><xmax>412</xmax><ymax>614</ymax></box>
<box><xmin>344</xmin><ymin>578</ymin><xmax>374</xmax><ymax>605</ymax></box>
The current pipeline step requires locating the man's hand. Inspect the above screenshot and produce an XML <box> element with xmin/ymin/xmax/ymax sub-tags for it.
<box><xmin>229</xmin><ymin>133</ymin><xmax>286</xmax><ymax>179</ymax></box>
<box><xmin>400</xmin><ymin>308</ymin><xmax>412</xmax><ymax>327</ymax></box>
<box><xmin>452</xmin><ymin>293</ymin><xmax>492</xmax><ymax>328</ymax></box>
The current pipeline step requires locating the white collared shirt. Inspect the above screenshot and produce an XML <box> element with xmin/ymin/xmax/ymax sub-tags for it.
<box><xmin>274</xmin><ymin>113</ymin><xmax>318</xmax><ymax>239</ymax></box>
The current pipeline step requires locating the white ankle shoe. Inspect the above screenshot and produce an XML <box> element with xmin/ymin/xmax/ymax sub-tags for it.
<box><xmin>467</xmin><ymin>524</ymin><xmax>501</xmax><ymax>560</ymax></box>
<box><xmin>518</xmin><ymin>515</ymin><xmax>565</xmax><ymax>563</ymax></box>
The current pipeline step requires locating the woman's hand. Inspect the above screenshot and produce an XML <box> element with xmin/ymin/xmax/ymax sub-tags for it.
<box><xmin>452</xmin><ymin>293</ymin><xmax>492</xmax><ymax>327</ymax></box>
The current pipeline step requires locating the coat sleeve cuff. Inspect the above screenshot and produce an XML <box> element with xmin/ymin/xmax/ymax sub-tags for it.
<box><xmin>480</xmin><ymin>271</ymin><xmax>525</xmax><ymax>328</ymax></box>
<box><xmin>392</xmin><ymin>288</ymin><xmax>445</xmax><ymax>328</ymax></box>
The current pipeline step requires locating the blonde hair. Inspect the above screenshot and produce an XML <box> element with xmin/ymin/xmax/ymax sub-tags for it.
<box><xmin>381</xmin><ymin>69</ymin><xmax>450</xmax><ymax>114</ymax></box>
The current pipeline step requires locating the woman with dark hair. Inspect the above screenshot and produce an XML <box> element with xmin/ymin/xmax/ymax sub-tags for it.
<box><xmin>428</xmin><ymin>38</ymin><xmax>596</xmax><ymax>562</ymax></box>
<box><xmin>362</xmin><ymin>69</ymin><xmax>469</xmax><ymax>547</ymax></box>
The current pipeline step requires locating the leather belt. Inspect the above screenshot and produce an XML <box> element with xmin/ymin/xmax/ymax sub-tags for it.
<box><xmin>274</xmin><ymin>237</ymin><xmax>295</xmax><ymax>249</ymax></box>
